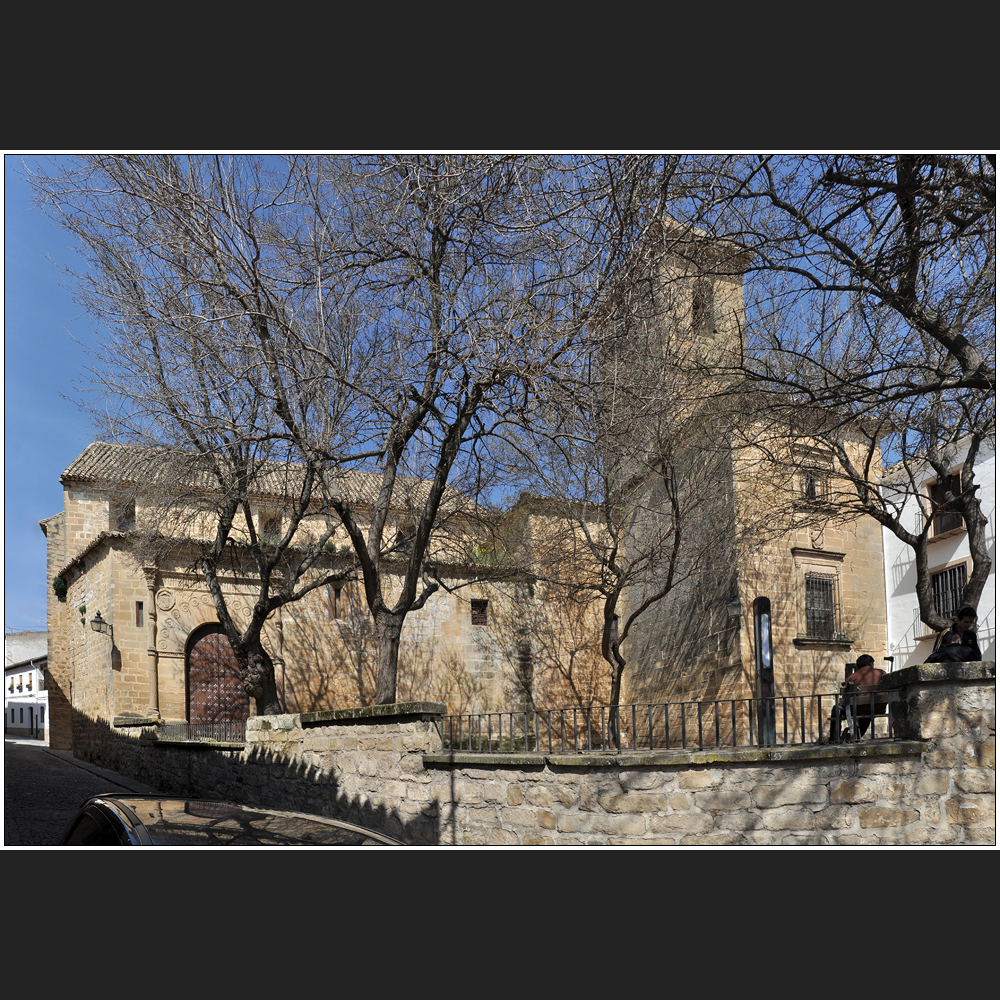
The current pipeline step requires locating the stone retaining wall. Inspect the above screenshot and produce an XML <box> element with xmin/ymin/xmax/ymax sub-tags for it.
<box><xmin>73</xmin><ymin>663</ymin><xmax>994</xmax><ymax>845</ymax></box>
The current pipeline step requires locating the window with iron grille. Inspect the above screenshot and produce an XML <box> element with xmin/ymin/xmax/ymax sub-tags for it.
<box><xmin>932</xmin><ymin>564</ymin><xmax>967</xmax><ymax>619</ymax></box>
<box><xmin>470</xmin><ymin>599</ymin><xmax>489</xmax><ymax>626</ymax></box>
<box><xmin>805</xmin><ymin>575</ymin><xmax>837</xmax><ymax>639</ymax></box>
<box><xmin>259</xmin><ymin>512</ymin><xmax>282</xmax><ymax>546</ymax></box>
<box><xmin>802</xmin><ymin>470</ymin><xmax>828</xmax><ymax>502</ymax></box>
<box><xmin>929</xmin><ymin>474</ymin><xmax>963</xmax><ymax>535</ymax></box>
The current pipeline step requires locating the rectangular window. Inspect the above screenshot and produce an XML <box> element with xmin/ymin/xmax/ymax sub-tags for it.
<box><xmin>20</xmin><ymin>708</ymin><xmax>24</xmax><ymax>723</ymax></box>
<box><xmin>326</xmin><ymin>585</ymin><xmax>342</xmax><ymax>621</ymax></box>
<box><xmin>471</xmin><ymin>599</ymin><xmax>489</xmax><ymax>626</ymax></box>
<box><xmin>930</xmin><ymin>474</ymin><xmax>963</xmax><ymax>535</ymax></box>
<box><xmin>136</xmin><ymin>601</ymin><xmax>144</xmax><ymax>628</ymax></box>
<box><xmin>932</xmin><ymin>564</ymin><xmax>967</xmax><ymax>619</ymax></box>
<box><xmin>805</xmin><ymin>575</ymin><xmax>836</xmax><ymax>639</ymax></box>
<box><xmin>802</xmin><ymin>470</ymin><xmax>828</xmax><ymax>502</ymax></box>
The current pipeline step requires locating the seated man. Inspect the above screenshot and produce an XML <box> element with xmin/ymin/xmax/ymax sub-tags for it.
<box><xmin>837</xmin><ymin>654</ymin><xmax>886</xmax><ymax>740</ymax></box>
<box><xmin>926</xmin><ymin>631</ymin><xmax>977</xmax><ymax>663</ymax></box>
<box><xmin>933</xmin><ymin>606</ymin><xmax>981</xmax><ymax>660</ymax></box>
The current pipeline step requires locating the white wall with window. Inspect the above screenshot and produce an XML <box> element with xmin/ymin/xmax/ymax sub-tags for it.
<box><xmin>882</xmin><ymin>440</ymin><xmax>996</xmax><ymax>668</ymax></box>
<box><xmin>5</xmin><ymin>632</ymin><xmax>49</xmax><ymax>740</ymax></box>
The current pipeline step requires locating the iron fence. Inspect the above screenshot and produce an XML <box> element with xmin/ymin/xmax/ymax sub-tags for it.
<box><xmin>442</xmin><ymin>690</ymin><xmax>898</xmax><ymax>754</ymax></box>
<box><xmin>159</xmin><ymin>720</ymin><xmax>246</xmax><ymax>743</ymax></box>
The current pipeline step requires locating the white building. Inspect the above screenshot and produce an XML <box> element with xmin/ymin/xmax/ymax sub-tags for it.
<box><xmin>5</xmin><ymin>631</ymin><xmax>49</xmax><ymax>740</ymax></box>
<box><xmin>882</xmin><ymin>440</ymin><xmax>996</xmax><ymax>668</ymax></box>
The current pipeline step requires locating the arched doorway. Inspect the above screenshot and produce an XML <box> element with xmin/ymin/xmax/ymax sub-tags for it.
<box><xmin>186</xmin><ymin>625</ymin><xmax>249</xmax><ymax>734</ymax></box>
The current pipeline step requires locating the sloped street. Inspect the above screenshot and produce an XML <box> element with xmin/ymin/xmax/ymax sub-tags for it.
<box><xmin>4</xmin><ymin>737</ymin><xmax>158</xmax><ymax>846</ymax></box>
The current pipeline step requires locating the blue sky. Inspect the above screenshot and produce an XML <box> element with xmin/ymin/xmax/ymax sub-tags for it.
<box><xmin>4</xmin><ymin>154</ymin><xmax>100</xmax><ymax>633</ymax></box>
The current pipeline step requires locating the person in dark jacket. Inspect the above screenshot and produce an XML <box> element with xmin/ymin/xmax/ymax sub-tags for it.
<box><xmin>933</xmin><ymin>606</ymin><xmax>981</xmax><ymax>660</ymax></box>
<box><xmin>926</xmin><ymin>631</ymin><xmax>977</xmax><ymax>663</ymax></box>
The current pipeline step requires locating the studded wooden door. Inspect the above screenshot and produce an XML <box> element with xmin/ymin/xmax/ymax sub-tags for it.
<box><xmin>187</xmin><ymin>627</ymin><xmax>249</xmax><ymax>724</ymax></box>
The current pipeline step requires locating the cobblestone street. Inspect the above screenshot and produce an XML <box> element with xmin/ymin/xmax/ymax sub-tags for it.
<box><xmin>4</xmin><ymin>737</ymin><xmax>158</xmax><ymax>846</ymax></box>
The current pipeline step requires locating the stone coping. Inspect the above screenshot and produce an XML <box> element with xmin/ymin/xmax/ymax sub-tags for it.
<box><xmin>296</xmin><ymin>701</ymin><xmax>447</xmax><ymax>726</ymax></box>
<box><xmin>881</xmin><ymin>660</ymin><xmax>995</xmax><ymax>689</ymax></box>
<box><xmin>114</xmin><ymin>714</ymin><xmax>161</xmax><ymax>728</ymax></box>
<box><xmin>423</xmin><ymin>740</ymin><xmax>925</xmax><ymax>769</ymax></box>
<box><xmin>152</xmin><ymin>739</ymin><xmax>245</xmax><ymax>750</ymax></box>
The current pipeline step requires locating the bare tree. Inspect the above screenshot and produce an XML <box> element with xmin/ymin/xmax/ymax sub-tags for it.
<box><xmin>30</xmin><ymin>155</ymin><xmax>374</xmax><ymax>714</ymax></box>
<box><xmin>675</xmin><ymin>154</ymin><xmax>996</xmax><ymax>630</ymax></box>
<box><xmin>505</xmin><ymin>284</ymin><xmax>737</xmax><ymax>747</ymax></box>
<box><xmin>31</xmin><ymin>154</ymin><xmax>665</xmax><ymax>708</ymax></box>
<box><xmin>261</xmin><ymin>155</ymin><xmax>676</xmax><ymax>704</ymax></box>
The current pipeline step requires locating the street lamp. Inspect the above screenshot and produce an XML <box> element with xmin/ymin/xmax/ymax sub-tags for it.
<box><xmin>726</xmin><ymin>597</ymin><xmax>742</xmax><ymax>619</ymax></box>
<box><xmin>90</xmin><ymin>610</ymin><xmax>113</xmax><ymax>641</ymax></box>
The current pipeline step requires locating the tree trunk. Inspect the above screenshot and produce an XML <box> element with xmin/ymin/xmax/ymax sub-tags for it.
<box><xmin>241</xmin><ymin>640</ymin><xmax>282</xmax><ymax>716</ymax></box>
<box><xmin>374</xmin><ymin>610</ymin><xmax>404</xmax><ymax>705</ymax></box>
<box><xmin>607</xmin><ymin>659</ymin><xmax>624</xmax><ymax>751</ymax></box>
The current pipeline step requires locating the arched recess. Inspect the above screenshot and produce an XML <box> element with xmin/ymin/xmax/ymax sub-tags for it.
<box><xmin>185</xmin><ymin>624</ymin><xmax>249</xmax><ymax>725</ymax></box>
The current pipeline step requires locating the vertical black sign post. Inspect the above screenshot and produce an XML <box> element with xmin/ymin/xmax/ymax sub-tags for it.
<box><xmin>752</xmin><ymin>596</ymin><xmax>776</xmax><ymax>746</ymax></box>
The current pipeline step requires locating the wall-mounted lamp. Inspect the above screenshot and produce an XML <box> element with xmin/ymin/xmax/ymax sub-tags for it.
<box><xmin>90</xmin><ymin>610</ymin><xmax>113</xmax><ymax>641</ymax></box>
<box><xmin>726</xmin><ymin>597</ymin><xmax>742</xmax><ymax>619</ymax></box>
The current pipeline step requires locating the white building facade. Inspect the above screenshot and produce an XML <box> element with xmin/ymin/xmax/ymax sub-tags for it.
<box><xmin>5</xmin><ymin>632</ymin><xmax>49</xmax><ymax>740</ymax></box>
<box><xmin>882</xmin><ymin>441</ymin><xmax>996</xmax><ymax>668</ymax></box>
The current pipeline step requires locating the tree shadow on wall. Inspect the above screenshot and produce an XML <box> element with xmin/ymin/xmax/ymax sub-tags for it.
<box><xmin>71</xmin><ymin>711</ymin><xmax>440</xmax><ymax>845</ymax></box>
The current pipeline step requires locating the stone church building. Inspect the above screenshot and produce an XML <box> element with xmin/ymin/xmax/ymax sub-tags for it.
<box><xmin>41</xmin><ymin>227</ymin><xmax>888</xmax><ymax>753</ymax></box>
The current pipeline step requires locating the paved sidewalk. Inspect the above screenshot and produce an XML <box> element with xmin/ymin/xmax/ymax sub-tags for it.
<box><xmin>4</xmin><ymin>737</ymin><xmax>159</xmax><ymax>846</ymax></box>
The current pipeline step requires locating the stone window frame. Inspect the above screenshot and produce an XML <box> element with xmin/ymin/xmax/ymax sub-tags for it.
<box><xmin>325</xmin><ymin>584</ymin><xmax>344</xmax><ymax>622</ymax></box>
<box><xmin>470</xmin><ymin>599</ymin><xmax>489</xmax><ymax>626</ymax></box>
<box><xmin>791</xmin><ymin>547</ymin><xmax>851</xmax><ymax>648</ymax></box>
<box><xmin>793</xmin><ymin>445</ymin><xmax>835</xmax><ymax>507</ymax></box>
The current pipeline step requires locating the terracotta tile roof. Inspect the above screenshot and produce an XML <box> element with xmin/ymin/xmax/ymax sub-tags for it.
<box><xmin>60</xmin><ymin>441</ymin><xmax>476</xmax><ymax>514</ymax></box>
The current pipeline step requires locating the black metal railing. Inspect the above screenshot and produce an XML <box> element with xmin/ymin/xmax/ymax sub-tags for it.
<box><xmin>159</xmin><ymin>720</ymin><xmax>246</xmax><ymax>743</ymax></box>
<box><xmin>442</xmin><ymin>690</ymin><xmax>898</xmax><ymax>754</ymax></box>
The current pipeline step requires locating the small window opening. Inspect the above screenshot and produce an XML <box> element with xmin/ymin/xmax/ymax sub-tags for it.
<box><xmin>136</xmin><ymin>601</ymin><xmax>144</xmax><ymax>628</ymax></box>
<box><xmin>803</xmin><ymin>471</ymin><xmax>828</xmax><ymax>502</ymax></box>
<box><xmin>471</xmin><ymin>599</ymin><xmax>489</xmax><ymax>626</ymax></box>
<box><xmin>930</xmin><ymin>474</ymin><xmax>963</xmax><ymax>535</ymax></box>
<box><xmin>260</xmin><ymin>512</ymin><xmax>282</xmax><ymax>546</ymax></box>
<box><xmin>326</xmin><ymin>585</ymin><xmax>343</xmax><ymax>621</ymax></box>
<box><xmin>692</xmin><ymin>279</ymin><xmax>714</xmax><ymax>336</ymax></box>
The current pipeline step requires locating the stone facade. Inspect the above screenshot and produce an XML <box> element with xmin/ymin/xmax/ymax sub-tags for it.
<box><xmin>42</xmin><ymin>239</ymin><xmax>887</xmax><ymax>754</ymax></box>
<box><xmin>43</xmin><ymin>444</ymin><xmax>609</xmax><ymax>753</ymax></box>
